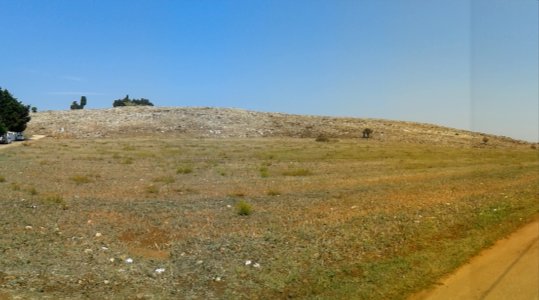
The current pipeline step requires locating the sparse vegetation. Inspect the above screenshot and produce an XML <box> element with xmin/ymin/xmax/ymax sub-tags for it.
<box><xmin>482</xmin><ymin>136</ymin><xmax>490</xmax><ymax>144</ymax></box>
<box><xmin>0</xmin><ymin>176</ymin><xmax>5</xmax><ymax>183</ymax></box>
<box><xmin>0</xmin><ymin>136</ymin><xmax>536</xmax><ymax>299</ymax></box>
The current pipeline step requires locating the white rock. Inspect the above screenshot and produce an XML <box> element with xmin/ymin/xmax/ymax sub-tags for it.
<box><xmin>125</xmin><ymin>258</ymin><xmax>133</xmax><ymax>263</ymax></box>
<box><xmin>155</xmin><ymin>268</ymin><xmax>165</xmax><ymax>274</ymax></box>
<box><xmin>245</xmin><ymin>260</ymin><xmax>252</xmax><ymax>266</ymax></box>
<box><xmin>95</xmin><ymin>232</ymin><xmax>102</xmax><ymax>237</ymax></box>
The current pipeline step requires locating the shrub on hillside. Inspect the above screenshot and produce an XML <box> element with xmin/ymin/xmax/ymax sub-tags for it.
<box><xmin>315</xmin><ymin>134</ymin><xmax>330</xmax><ymax>142</ymax></box>
<box><xmin>362</xmin><ymin>128</ymin><xmax>373</xmax><ymax>138</ymax></box>
<box><xmin>113</xmin><ymin>95</ymin><xmax>154</xmax><ymax>107</ymax></box>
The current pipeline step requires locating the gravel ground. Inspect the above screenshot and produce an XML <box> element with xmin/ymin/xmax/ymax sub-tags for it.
<box><xmin>27</xmin><ymin>106</ymin><xmax>531</xmax><ymax>148</ymax></box>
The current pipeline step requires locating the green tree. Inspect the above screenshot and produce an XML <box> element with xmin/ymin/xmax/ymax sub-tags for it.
<box><xmin>80</xmin><ymin>96</ymin><xmax>87</xmax><ymax>108</ymax></box>
<box><xmin>113</xmin><ymin>95</ymin><xmax>154</xmax><ymax>107</ymax></box>
<box><xmin>0</xmin><ymin>122</ymin><xmax>7</xmax><ymax>135</ymax></box>
<box><xmin>0</xmin><ymin>88</ymin><xmax>31</xmax><ymax>132</ymax></box>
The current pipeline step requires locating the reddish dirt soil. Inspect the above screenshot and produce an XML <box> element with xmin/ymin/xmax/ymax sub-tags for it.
<box><xmin>410</xmin><ymin>217</ymin><xmax>539</xmax><ymax>300</ymax></box>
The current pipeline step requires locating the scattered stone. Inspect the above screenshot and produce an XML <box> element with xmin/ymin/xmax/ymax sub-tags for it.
<box><xmin>125</xmin><ymin>258</ymin><xmax>133</xmax><ymax>264</ymax></box>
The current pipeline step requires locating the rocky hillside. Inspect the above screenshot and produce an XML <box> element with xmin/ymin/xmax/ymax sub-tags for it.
<box><xmin>27</xmin><ymin>106</ymin><xmax>530</xmax><ymax>147</ymax></box>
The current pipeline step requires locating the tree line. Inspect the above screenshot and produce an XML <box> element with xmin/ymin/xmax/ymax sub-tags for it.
<box><xmin>0</xmin><ymin>88</ymin><xmax>31</xmax><ymax>135</ymax></box>
<box><xmin>70</xmin><ymin>95</ymin><xmax>154</xmax><ymax>110</ymax></box>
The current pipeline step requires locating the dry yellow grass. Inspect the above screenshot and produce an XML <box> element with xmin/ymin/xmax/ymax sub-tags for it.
<box><xmin>0</xmin><ymin>136</ymin><xmax>537</xmax><ymax>299</ymax></box>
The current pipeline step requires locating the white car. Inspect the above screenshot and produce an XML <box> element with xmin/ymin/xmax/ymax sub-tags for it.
<box><xmin>0</xmin><ymin>132</ymin><xmax>15</xmax><ymax>144</ymax></box>
<box><xmin>14</xmin><ymin>132</ymin><xmax>25</xmax><ymax>141</ymax></box>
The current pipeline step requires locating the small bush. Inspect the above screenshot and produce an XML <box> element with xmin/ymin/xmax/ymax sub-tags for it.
<box><xmin>121</xmin><ymin>157</ymin><xmax>134</xmax><ymax>164</ymax></box>
<box><xmin>28</xmin><ymin>187</ymin><xmax>38</xmax><ymax>195</ymax></box>
<box><xmin>531</xmin><ymin>144</ymin><xmax>537</xmax><ymax>150</ymax></box>
<box><xmin>259</xmin><ymin>166</ymin><xmax>269</xmax><ymax>178</ymax></box>
<box><xmin>70</xmin><ymin>175</ymin><xmax>92</xmax><ymax>185</ymax></box>
<box><xmin>10</xmin><ymin>183</ymin><xmax>20</xmax><ymax>191</ymax></box>
<box><xmin>362</xmin><ymin>128</ymin><xmax>373</xmax><ymax>138</ymax></box>
<box><xmin>146</xmin><ymin>185</ymin><xmax>159</xmax><ymax>194</ymax></box>
<box><xmin>236</xmin><ymin>200</ymin><xmax>253</xmax><ymax>216</ymax></box>
<box><xmin>482</xmin><ymin>136</ymin><xmax>489</xmax><ymax>144</ymax></box>
<box><xmin>315</xmin><ymin>135</ymin><xmax>329</xmax><ymax>142</ymax></box>
<box><xmin>0</xmin><ymin>176</ymin><xmax>5</xmax><ymax>183</ymax></box>
<box><xmin>267</xmin><ymin>190</ymin><xmax>281</xmax><ymax>196</ymax></box>
<box><xmin>282</xmin><ymin>168</ymin><xmax>312</xmax><ymax>176</ymax></box>
<box><xmin>42</xmin><ymin>194</ymin><xmax>68</xmax><ymax>209</ymax></box>
<box><xmin>176</xmin><ymin>167</ymin><xmax>193</xmax><ymax>174</ymax></box>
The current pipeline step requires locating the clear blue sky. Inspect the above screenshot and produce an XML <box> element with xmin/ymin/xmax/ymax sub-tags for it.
<box><xmin>0</xmin><ymin>0</ymin><xmax>537</xmax><ymax>141</ymax></box>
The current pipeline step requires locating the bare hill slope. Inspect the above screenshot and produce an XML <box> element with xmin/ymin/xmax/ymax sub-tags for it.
<box><xmin>27</xmin><ymin>106</ymin><xmax>529</xmax><ymax>147</ymax></box>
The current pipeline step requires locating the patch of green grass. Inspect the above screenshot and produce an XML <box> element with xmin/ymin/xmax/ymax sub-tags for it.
<box><xmin>236</xmin><ymin>199</ymin><xmax>253</xmax><ymax>216</ymax></box>
<box><xmin>41</xmin><ymin>193</ymin><xmax>68</xmax><ymax>209</ymax></box>
<box><xmin>176</xmin><ymin>167</ymin><xmax>193</xmax><ymax>174</ymax></box>
<box><xmin>70</xmin><ymin>175</ymin><xmax>93</xmax><ymax>185</ymax></box>
<box><xmin>259</xmin><ymin>166</ymin><xmax>269</xmax><ymax>178</ymax></box>
<box><xmin>121</xmin><ymin>157</ymin><xmax>134</xmax><ymax>164</ymax></box>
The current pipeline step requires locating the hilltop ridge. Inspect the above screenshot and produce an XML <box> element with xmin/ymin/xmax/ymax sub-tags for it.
<box><xmin>27</xmin><ymin>106</ymin><xmax>530</xmax><ymax>147</ymax></box>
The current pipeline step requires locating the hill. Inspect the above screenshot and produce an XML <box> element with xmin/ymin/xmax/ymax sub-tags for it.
<box><xmin>27</xmin><ymin>106</ymin><xmax>529</xmax><ymax>147</ymax></box>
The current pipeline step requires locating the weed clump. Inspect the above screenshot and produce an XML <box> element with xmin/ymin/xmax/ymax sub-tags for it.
<box><xmin>146</xmin><ymin>185</ymin><xmax>159</xmax><ymax>194</ymax></box>
<box><xmin>236</xmin><ymin>200</ymin><xmax>253</xmax><ymax>216</ymax></box>
<box><xmin>28</xmin><ymin>187</ymin><xmax>38</xmax><ymax>195</ymax></box>
<box><xmin>259</xmin><ymin>166</ymin><xmax>269</xmax><ymax>178</ymax></box>
<box><xmin>42</xmin><ymin>194</ymin><xmax>68</xmax><ymax>209</ymax></box>
<box><xmin>315</xmin><ymin>135</ymin><xmax>330</xmax><ymax>142</ymax></box>
<box><xmin>70</xmin><ymin>175</ymin><xmax>92</xmax><ymax>185</ymax></box>
<box><xmin>176</xmin><ymin>167</ymin><xmax>193</xmax><ymax>174</ymax></box>
<box><xmin>0</xmin><ymin>176</ymin><xmax>5</xmax><ymax>183</ymax></box>
<box><xmin>267</xmin><ymin>190</ymin><xmax>281</xmax><ymax>196</ymax></box>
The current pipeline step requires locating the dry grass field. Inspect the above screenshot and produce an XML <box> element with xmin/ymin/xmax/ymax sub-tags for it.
<box><xmin>0</xmin><ymin>135</ymin><xmax>537</xmax><ymax>299</ymax></box>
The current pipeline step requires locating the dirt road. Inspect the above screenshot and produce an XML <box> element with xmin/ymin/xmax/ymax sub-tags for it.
<box><xmin>0</xmin><ymin>135</ymin><xmax>45</xmax><ymax>150</ymax></box>
<box><xmin>410</xmin><ymin>218</ymin><xmax>539</xmax><ymax>300</ymax></box>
